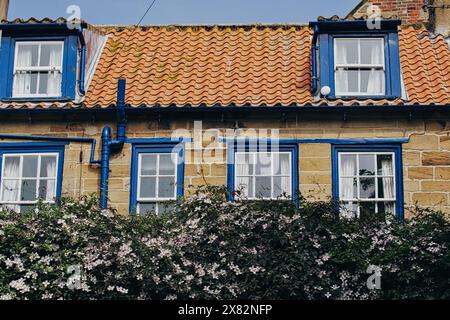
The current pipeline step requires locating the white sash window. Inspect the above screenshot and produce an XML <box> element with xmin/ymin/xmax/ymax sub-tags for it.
<box><xmin>338</xmin><ymin>152</ymin><xmax>396</xmax><ymax>218</ymax></box>
<box><xmin>13</xmin><ymin>41</ymin><xmax>64</xmax><ymax>98</ymax></box>
<box><xmin>0</xmin><ymin>153</ymin><xmax>58</xmax><ymax>213</ymax></box>
<box><xmin>235</xmin><ymin>152</ymin><xmax>292</xmax><ymax>199</ymax></box>
<box><xmin>334</xmin><ymin>38</ymin><xmax>385</xmax><ymax>96</ymax></box>
<box><xmin>137</xmin><ymin>153</ymin><xmax>178</xmax><ymax>214</ymax></box>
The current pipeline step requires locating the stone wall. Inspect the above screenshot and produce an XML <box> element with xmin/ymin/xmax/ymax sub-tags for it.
<box><xmin>0</xmin><ymin>113</ymin><xmax>449</xmax><ymax>216</ymax></box>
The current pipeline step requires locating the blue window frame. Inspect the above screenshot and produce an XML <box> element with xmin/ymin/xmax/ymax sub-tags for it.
<box><xmin>332</xmin><ymin>144</ymin><xmax>404</xmax><ymax>220</ymax></box>
<box><xmin>227</xmin><ymin>141</ymin><xmax>299</xmax><ymax>204</ymax></box>
<box><xmin>129</xmin><ymin>142</ymin><xmax>185</xmax><ymax>214</ymax></box>
<box><xmin>0</xmin><ymin>31</ymin><xmax>78</xmax><ymax>100</ymax></box>
<box><xmin>316</xmin><ymin>21</ymin><xmax>402</xmax><ymax>99</ymax></box>
<box><xmin>0</xmin><ymin>142</ymin><xmax>66</xmax><ymax>213</ymax></box>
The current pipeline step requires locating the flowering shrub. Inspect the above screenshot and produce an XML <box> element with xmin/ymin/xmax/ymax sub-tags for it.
<box><xmin>0</xmin><ymin>187</ymin><xmax>448</xmax><ymax>300</ymax></box>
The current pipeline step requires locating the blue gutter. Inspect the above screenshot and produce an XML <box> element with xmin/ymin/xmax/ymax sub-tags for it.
<box><xmin>99</xmin><ymin>79</ymin><xmax>127</xmax><ymax>209</ymax></box>
<box><xmin>0</xmin><ymin>104</ymin><xmax>449</xmax><ymax>114</ymax></box>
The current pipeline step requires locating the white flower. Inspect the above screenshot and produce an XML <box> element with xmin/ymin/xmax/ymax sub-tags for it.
<box><xmin>0</xmin><ymin>294</ymin><xmax>14</xmax><ymax>300</ymax></box>
<box><xmin>116</xmin><ymin>286</ymin><xmax>128</xmax><ymax>294</ymax></box>
<box><xmin>101</xmin><ymin>209</ymin><xmax>114</xmax><ymax>218</ymax></box>
<box><xmin>321</xmin><ymin>253</ymin><xmax>331</xmax><ymax>262</ymax></box>
<box><xmin>249</xmin><ymin>266</ymin><xmax>263</xmax><ymax>274</ymax></box>
<box><xmin>117</xmin><ymin>242</ymin><xmax>133</xmax><ymax>260</ymax></box>
<box><xmin>9</xmin><ymin>278</ymin><xmax>30</xmax><ymax>294</ymax></box>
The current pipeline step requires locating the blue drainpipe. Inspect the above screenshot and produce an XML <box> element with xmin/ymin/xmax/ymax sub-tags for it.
<box><xmin>311</xmin><ymin>24</ymin><xmax>319</xmax><ymax>95</ymax></box>
<box><xmin>99</xmin><ymin>79</ymin><xmax>127</xmax><ymax>209</ymax></box>
<box><xmin>0</xmin><ymin>80</ymin><xmax>126</xmax><ymax>210</ymax></box>
<box><xmin>77</xmin><ymin>29</ymin><xmax>87</xmax><ymax>96</ymax></box>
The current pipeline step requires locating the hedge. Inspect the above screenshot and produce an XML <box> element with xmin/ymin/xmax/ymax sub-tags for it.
<box><xmin>0</xmin><ymin>186</ymin><xmax>448</xmax><ymax>300</ymax></box>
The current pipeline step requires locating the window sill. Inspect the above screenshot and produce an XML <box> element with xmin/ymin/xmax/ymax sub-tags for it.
<box><xmin>1</xmin><ymin>96</ymin><xmax>72</xmax><ymax>102</ymax></box>
<box><xmin>329</xmin><ymin>95</ymin><xmax>399</xmax><ymax>100</ymax></box>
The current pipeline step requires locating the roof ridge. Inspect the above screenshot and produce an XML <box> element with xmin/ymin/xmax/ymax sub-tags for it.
<box><xmin>93</xmin><ymin>23</ymin><xmax>310</xmax><ymax>29</ymax></box>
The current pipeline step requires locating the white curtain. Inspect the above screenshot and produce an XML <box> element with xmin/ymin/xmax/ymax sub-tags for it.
<box><xmin>340</xmin><ymin>156</ymin><xmax>356</xmax><ymax>200</ymax></box>
<box><xmin>14</xmin><ymin>46</ymin><xmax>33</xmax><ymax>95</ymax></box>
<box><xmin>47</xmin><ymin>45</ymin><xmax>62</xmax><ymax>96</ymax></box>
<box><xmin>366</xmin><ymin>69</ymin><xmax>383</xmax><ymax>94</ymax></box>
<box><xmin>236</xmin><ymin>153</ymin><xmax>251</xmax><ymax>198</ymax></box>
<box><xmin>381</xmin><ymin>156</ymin><xmax>395</xmax><ymax>213</ymax></box>
<box><xmin>365</xmin><ymin>41</ymin><xmax>384</xmax><ymax>94</ymax></box>
<box><xmin>335</xmin><ymin>42</ymin><xmax>348</xmax><ymax>94</ymax></box>
<box><xmin>280</xmin><ymin>154</ymin><xmax>290</xmax><ymax>196</ymax></box>
<box><xmin>1</xmin><ymin>157</ymin><xmax>20</xmax><ymax>212</ymax></box>
<box><xmin>44</xmin><ymin>157</ymin><xmax>57</xmax><ymax>201</ymax></box>
<box><xmin>366</xmin><ymin>43</ymin><xmax>383</xmax><ymax>94</ymax></box>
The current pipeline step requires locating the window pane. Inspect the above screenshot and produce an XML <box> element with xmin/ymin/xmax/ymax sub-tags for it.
<box><xmin>40</xmin><ymin>156</ymin><xmax>57</xmax><ymax>178</ymax></box>
<box><xmin>1</xmin><ymin>179</ymin><xmax>20</xmax><ymax>202</ymax></box>
<box><xmin>340</xmin><ymin>154</ymin><xmax>357</xmax><ymax>176</ymax></box>
<box><xmin>38</xmin><ymin>180</ymin><xmax>56</xmax><ymax>201</ymax></box>
<box><xmin>16</xmin><ymin>44</ymin><xmax>39</xmax><ymax>67</ymax></box>
<box><xmin>139</xmin><ymin>177</ymin><xmax>156</xmax><ymax>198</ymax></box>
<box><xmin>19</xmin><ymin>204</ymin><xmax>35</xmax><ymax>214</ymax></box>
<box><xmin>359</xmin><ymin>154</ymin><xmax>375</xmax><ymax>176</ymax></box>
<box><xmin>141</xmin><ymin>155</ymin><xmax>157</xmax><ymax>175</ymax></box>
<box><xmin>360</xmin><ymin>70</ymin><xmax>385</xmax><ymax>95</ymax></box>
<box><xmin>273</xmin><ymin>176</ymin><xmax>290</xmax><ymax>198</ymax></box>
<box><xmin>336</xmin><ymin>70</ymin><xmax>358</xmax><ymax>94</ymax></box>
<box><xmin>335</xmin><ymin>39</ymin><xmax>358</xmax><ymax>64</ymax></box>
<box><xmin>158</xmin><ymin>202</ymin><xmax>175</xmax><ymax>214</ymax></box>
<box><xmin>359</xmin><ymin>177</ymin><xmax>376</xmax><ymax>199</ymax></box>
<box><xmin>378</xmin><ymin>177</ymin><xmax>394</xmax><ymax>199</ymax></box>
<box><xmin>360</xmin><ymin>202</ymin><xmax>375</xmax><ymax>217</ymax></box>
<box><xmin>377</xmin><ymin>154</ymin><xmax>393</xmax><ymax>175</ymax></box>
<box><xmin>3</xmin><ymin>156</ymin><xmax>20</xmax><ymax>177</ymax></box>
<box><xmin>158</xmin><ymin>177</ymin><xmax>175</xmax><ymax>198</ymax></box>
<box><xmin>159</xmin><ymin>154</ymin><xmax>176</xmax><ymax>175</ymax></box>
<box><xmin>40</xmin><ymin>43</ymin><xmax>62</xmax><ymax>67</ymax></box>
<box><xmin>379</xmin><ymin>202</ymin><xmax>395</xmax><ymax>214</ymax></box>
<box><xmin>236</xmin><ymin>153</ymin><xmax>254</xmax><ymax>176</ymax></box>
<box><xmin>340</xmin><ymin>178</ymin><xmax>357</xmax><ymax>199</ymax></box>
<box><xmin>22</xmin><ymin>155</ymin><xmax>38</xmax><ymax>177</ymax></box>
<box><xmin>360</xmin><ymin>39</ymin><xmax>383</xmax><ymax>65</ymax></box>
<box><xmin>255</xmin><ymin>153</ymin><xmax>272</xmax><ymax>175</ymax></box>
<box><xmin>20</xmin><ymin>179</ymin><xmax>37</xmax><ymax>201</ymax></box>
<box><xmin>15</xmin><ymin>72</ymin><xmax>39</xmax><ymax>95</ymax></box>
<box><xmin>38</xmin><ymin>72</ymin><xmax>48</xmax><ymax>94</ymax></box>
<box><xmin>139</xmin><ymin>202</ymin><xmax>156</xmax><ymax>214</ymax></box>
<box><xmin>255</xmin><ymin>176</ymin><xmax>271</xmax><ymax>198</ymax></box>
<box><xmin>236</xmin><ymin>176</ymin><xmax>253</xmax><ymax>198</ymax></box>
<box><xmin>274</xmin><ymin>153</ymin><xmax>290</xmax><ymax>175</ymax></box>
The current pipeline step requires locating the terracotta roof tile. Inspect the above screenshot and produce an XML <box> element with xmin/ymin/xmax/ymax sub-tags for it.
<box><xmin>0</xmin><ymin>24</ymin><xmax>448</xmax><ymax>109</ymax></box>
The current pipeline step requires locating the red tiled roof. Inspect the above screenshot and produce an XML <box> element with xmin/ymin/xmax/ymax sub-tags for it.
<box><xmin>0</xmin><ymin>23</ymin><xmax>449</xmax><ymax>109</ymax></box>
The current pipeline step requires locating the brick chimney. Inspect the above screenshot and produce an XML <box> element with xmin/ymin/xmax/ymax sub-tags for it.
<box><xmin>0</xmin><ymin>0</ymin><xmax>9</xmax><ymax>21</ymax></box>
<box><xmin>348</xmin><ymin>0</ymin><xmax>450</xmax><ymax>37</ymax></box>
<box><xmin>348</xmin><ymin>0</ymin><xmax>429</xmax><ymax>23</ymax></box>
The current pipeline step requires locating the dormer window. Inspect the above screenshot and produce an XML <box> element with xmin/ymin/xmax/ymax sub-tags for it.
<box><xmin>334</xmin><ymin>38</ymin><xmax>385</xmax><ymax>96</ymax></box>
<box><xmin>13</xmin><ymin>41</ymin><xmax>64</xmax><ymax>98</ymax></box>
<box><xmin>0</xmin><ymin>23</ymin><xmax>90</xmax><ymax>101</ymax></box>
<box><xmin>311</xmin><ymin>20</ymin><xmax>402</xmax><ymax>99</ymax></box>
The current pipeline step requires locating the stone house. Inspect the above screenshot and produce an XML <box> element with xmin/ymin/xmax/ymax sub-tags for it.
<box><xmin>0</xmin><ymin>0</ymin><xmax>449</xmax><ymax>218</ymax></box>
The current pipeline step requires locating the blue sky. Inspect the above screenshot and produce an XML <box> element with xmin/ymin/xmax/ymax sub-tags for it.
<box><xmin>9</xmin><ymin>0</ymin><xmax>360</xmax><ymax>25</ymax></box>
